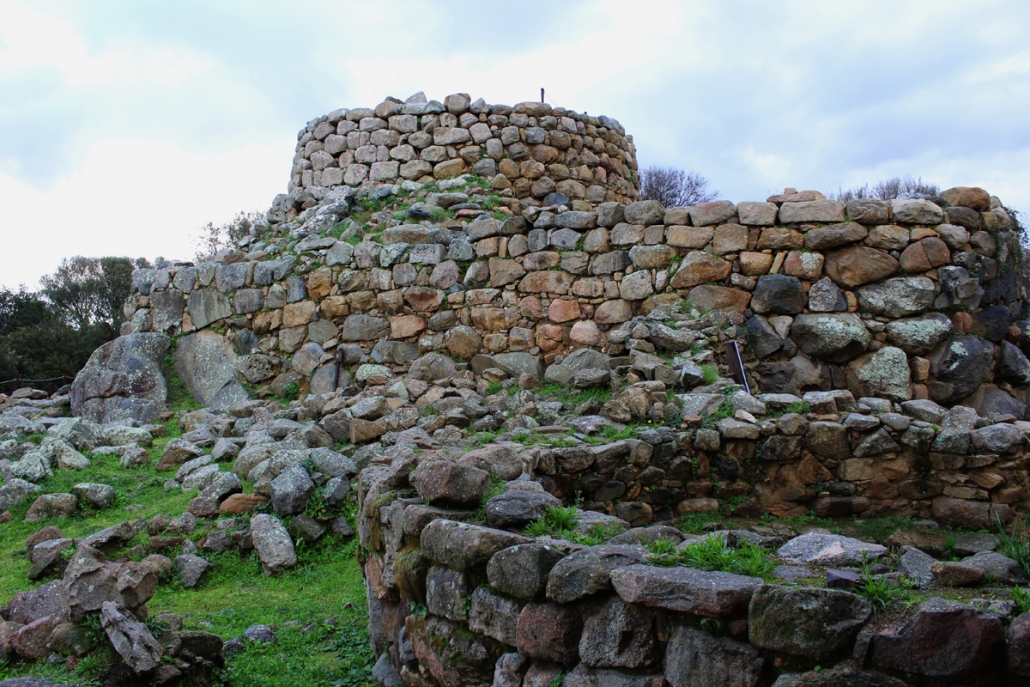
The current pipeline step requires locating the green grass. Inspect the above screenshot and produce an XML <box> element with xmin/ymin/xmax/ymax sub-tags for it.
<box><xmin>601</xmin><ymin>425</ymin><xmax>636</xmax><ymax>441</ymax></box>
<box><xmin>996</xmin><ymin>512</ymin><xmax>1030</xmax><ymax>578</ymax></box>
<box><xmin>524</xmin><ymin>505</ymin><xmax>580</xmax><ymax>537</ymax></box>
<box><xmin>782</xmin><ymin>401</ymin><xmax>811</xmax><ymax>415</ymax></box>
<box><xmin>0</xmin><ymin>425</ymin><xmax>194</xmax><ymax>602</ymax></box>
<box><xmin>1012</xmin><ymin>586</ymin><xmax>1030</xmax><ymax>615</ymax></box>
<box><xmin>154</xmin><ymin>538</ymin><xmax>372</xmax><ymax>687</ymax></box>
<box><xmin>700</xmin><ymin>364</ymin><xmax>719</xmax><ymax>385</ymax></box>
<box><xmin>484</xmin><ymin>381</ymin><xmax>504</xmax><ymax>396</ymax></box>
<box><xmin>0</xmin><ymin>413</ymin><xmax>374</xmax><ymax>687</ymax></box>
<box><xmin>674</xmin><ymin>537</ymin><xmax>777</xmax><ymax>581</ymax></box>
<box><xmin>855</xmin><ymin>555</ymin><xmax>917</xmax><ymax>616</ymax></box>
<box><xmin>522</xmin><ymin>507</ymin><xmax>622</xmax><ymax>545</ymax></box>
<box><xmin>701</xmin><ymin>400</ymin><xmax>734</xmax><ymax>429</ymax></box>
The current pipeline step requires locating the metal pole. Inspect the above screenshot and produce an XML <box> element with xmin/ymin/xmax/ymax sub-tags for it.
<box><xmin>541</xmin><ymin>88</ymin><xmax>544</xmax><ymax>103</ymax></box>
<box><xmin>332</xmin><ymin>347</ymin><xmax>344</xmax><ymax>392</ymax></box>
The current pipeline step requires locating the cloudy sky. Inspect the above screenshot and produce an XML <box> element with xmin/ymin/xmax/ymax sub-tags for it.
<box><xmin>2</xmin><ymin>0</ymin><xmax>1029</xmax><ymax>289</ymax></box>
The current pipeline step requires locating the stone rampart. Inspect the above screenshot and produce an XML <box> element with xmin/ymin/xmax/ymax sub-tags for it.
<box><xmin>106</xmin><ymin>97</ymin><xmax>1030</xmax><ymax>525</ymax></box>
<box><xmin>288</xmin><ymin>92</ymin><xmax>639</xmax><ymax>206</ymax></box>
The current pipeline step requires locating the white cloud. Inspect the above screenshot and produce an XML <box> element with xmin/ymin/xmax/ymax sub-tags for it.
<box><xmin>3</xmin><ymin>0</ymin><xmax>1030</xmax><ymax>290</ymax></box>
<box><xmin>0</xmin><ymin>135</ymin><xmax>292</xmax><ymax>289</ymax></box>
<box><xmin>0</xmin><ymin>1</ymin><xmax>211</xmax><ymax>88</ymax></box>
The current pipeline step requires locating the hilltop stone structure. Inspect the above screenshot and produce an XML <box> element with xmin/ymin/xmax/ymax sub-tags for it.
<box><xmin>42</xmin><ymin>93</ymin><xmax>1030</xmax><ymax>686</ymax></box>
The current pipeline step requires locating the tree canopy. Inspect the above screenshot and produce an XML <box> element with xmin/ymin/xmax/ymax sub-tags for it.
<box><xmin>0</xmin><ymin>256</ymin><xmax>147</xmax><ymax>386</ymax></box>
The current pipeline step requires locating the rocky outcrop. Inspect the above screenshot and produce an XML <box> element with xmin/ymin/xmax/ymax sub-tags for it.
<box><xmin>70</xmin><ymin>333</ymin><xmax>169</xmax><ymax>424</ymax></box>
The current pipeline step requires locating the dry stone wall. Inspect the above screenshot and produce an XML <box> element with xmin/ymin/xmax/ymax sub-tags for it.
<box><xmin>357</xmin><ymin>449</ymin><xmax>1030</xmax><ymax>687</ymax></box>
<box><xmin>110</xmin><ymin>97</ymin><xmax>1030</xmax><ymax>526</ymax></box>
<box><xmin>289</xmin><ymin>91</ymin><xmax>639</xmax><ymax>206</ymax></box>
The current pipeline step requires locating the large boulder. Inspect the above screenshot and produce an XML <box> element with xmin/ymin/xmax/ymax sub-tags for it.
<box><xmin>884</xmin><ymin>314</ymin><xmax>954</xmax><ymax>355</ymax></box>
<box><xmin>100</xmin><ymin>601</ymin><xmax>163</xmax><ymax>675</ymax></box>
<box><xmin>927</xmin><ymin>335</ymin><xmax>995</xmax><ymax>405</ymax></box>
<box><xmin>856</xmin><ymin>277</ymin><xmax>935</xmax><ymax>318</ymax></box>
<box><xmin>748</xmin><ymin>586</ymin><xmax>871</xmax><ymax>660</ymax></box>
<box><xmin>173</xmin><ymin>330</ymin><xmax>249</xmax><ymax>410</ymax></box>
<box><xmin>869</xmin><ymin>598</ymin><xmax>1004</xmax><ymax>683</ymax></box>
<box><xmin>664</xmin><ymin>626</ymin><xmax>763</xmax><ymax>687</ymax></box>
<box><xmin>846</xmin><ymin>347</ymin><xmax>911</xmax><ymax>402</ymax></box>
<box><xmin>824</xmin><ymin>246</ymin><xmax>898</xmax><ymax>288</ymax></box>
<box><xmin>790</xmin><ymin>314</ymin><xmax>871</xmax><ymax>363</ymax></box>
<box><xmin>544</xmin><ymin>348</ymin><xmax>610</xmax><ymax>386</ymax></box>
<box><xmin>70</xmin><ymin>333</ymin><xmax>170</xmax><ymax>424</ymax></box>
<box><xmin>750</xmin><ymin>275</ymin><xmax>806</xmax><ymax>315</ymax></box>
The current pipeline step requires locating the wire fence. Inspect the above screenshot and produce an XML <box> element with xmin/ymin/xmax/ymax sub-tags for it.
<box><xmin>0</xmin><ymin>375</ymin><xmax>73</xmax><ymax>395</ymax></box>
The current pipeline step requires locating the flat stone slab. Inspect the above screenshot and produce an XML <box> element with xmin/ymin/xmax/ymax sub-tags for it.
<box><xmin>777</xmin><ymin>533</ymin><xmax>886</xmax><ymax>567</ymax></box>
<box><xmin>609</xmin><ymin>564</ymin><xmax>762</xmax><ymax>618</ymax></box>
<box><xmin>420</xmin><ymin>519</ymin><xmax>530</xmax><ymax>570</ymax></box>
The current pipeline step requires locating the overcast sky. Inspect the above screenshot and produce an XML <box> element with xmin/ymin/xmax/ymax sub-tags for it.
<box><xmin>3</xmin><ymin>0</ymin><xmax>1030</xmax><ymax>289</ymax></box>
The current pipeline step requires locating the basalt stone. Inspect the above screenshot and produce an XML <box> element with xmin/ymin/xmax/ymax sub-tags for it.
<box><xmin>884</xmin><ymin>314</ymin><xmax>954</xmax><ymax>356</ymax></box>
<box><xmin>856</xmin><ymin>277</ymin><xmax>935</xmax><ymax>318</ymax></box>
<box><xmin>546</xmin><ymin>546</ymin><xmax>649</xmax><ymax>604</ymax></box>
<box><xmin>1010</xmin><ymin>612</ymin><xmax>1030</xmax><ymax>676</ymax></box>
<box><xmin>421</xmin><ymin>519</ymin><xmax>530</xmax><ymax>570</ymax></box>
<box><xmin>250</xmin><ymin>514</ymin><xmax>297</xmax><ymax>576</ymax></box>
<box><xmin>748</xmin><ymin>585</ymin><xmax>871</xmax><ymax>660</ymax></box>
<box><xmin>610</xmin><ymin>564</ymin><xmax>762</xmax><ymax>618</ymax></box>
<box><xmin>804</xmin><ymin>222</ymin><xmax>868</xmax><ymax>250</ymax></box>
<box><xmin>777</xmin><ymin>533</ymin><xmax>886</xmax><ymax>566</ymax></box>
<box><xmin>412</xmin><ymin>460</ymin><xmax>491</xmax><ymax>505</ymax></box>
<box><xmin>927</xmin><ymin>335</ymin><xmax>995</xmax><ymax>406</ymax></box>
<box><xmin>790</xmin><ymin>314</ymin><xmax>871</xmax><ymax>363</ymax></box>
<box><xmin>869</xmin><ymin>598</ymin><xmax>1004</xmax><ymax>683</ymax></box>
<box><xmin>484</xmin><ymin>490</ymin><xmax>562</xmax><ymax>529</ymax></box>
<box><xmin>750</xmin><ymin>275</ymin><xmax>806</xmax><ymax>315</ymax></box>
<box><xmin>824</xmin><ymin>246</ymin><xmax>898</xmax><ymax>289</ymax></box>
<box><xmin>579</xmin><ymin>596</ymin><xmax>660</xmax><ymax>669</ymax></box>
<box><xmin>807</xmin><ymin>278</ymin><xmax>847</xmax><ymax>312</ymax></box>
<box><xmin>996</xmin><ymin>341</ymin><xmax>1030</xmax><ymax>385</ymax></box>
<box><xmin>487</xmin><ymin>543</ymin><xmax>566</xmax><ymax>599</ymax></box>
<box><xmin>664</xmin><ymin>626</ymin><xmax>763</xmax><ymax>687</ymax></box>
<box><xmin>407</xmin><ymin>614</ymin><xmax>496</xmax><ymax>687</ymax></box>
<box><xmin>516</xmin><ymin>602</ymin><xmax>582</xmax><ymax>665</ymax></box>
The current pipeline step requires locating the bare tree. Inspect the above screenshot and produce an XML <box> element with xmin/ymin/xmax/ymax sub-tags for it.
<box><xmin>832</xmin><ymin>175</ymin><xmax>940</xmax><ymax>203</ymax></box>
<box><xmin>192</xmin><ymin>211</ymin><xmax>263</xmax><ymax>261</ymax></box>
<box><xmin>639</xmin><ymin>166</ymin><xmax>718</xmax><ymax>207</ymax></box>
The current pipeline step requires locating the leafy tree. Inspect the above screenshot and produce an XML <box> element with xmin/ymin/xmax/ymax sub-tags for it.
<box><xmin>39</xmin><ymin>256</ymin><xmax>145</xmax><ymax>329</ymax></box>
<box><xmin>639</xmin><ymin>166</ymin><xmax>718</xmax><ymax>207</ymax></box>
<box><xmin>0</xmin><ymin>288</ymin><xmax>52</xmax><ymax>336</ymax></box>
<box><xmin>1</xmin><ymin>256</ymin><xmax>145</xmax><ymax>385</ymax></box>
<box><xmin>832</xmin><ymin>175</ymin><xmax>940</xmax><ymax>203</ymax></box>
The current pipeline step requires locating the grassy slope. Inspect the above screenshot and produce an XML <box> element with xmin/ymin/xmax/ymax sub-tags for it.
<box><xmin>0</xmin><ymin>421</ymin><xmax>373</xmax><ymax>687</ymax></box>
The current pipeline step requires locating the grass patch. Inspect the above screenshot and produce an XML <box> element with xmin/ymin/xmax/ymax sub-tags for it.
<box><xmin>1013</xmin><ymin>586</ymin><xmax>1030</xmax><ymax>615</ymax></box>
<box><xmin>485</xmin><ymin>381</ymin><xmax>504</xmax><ymax>396</ymax></box>
<box><xmin>996</xmin><ymin>512</ymin><xmax>1030</xmax><ymax>578</ymax></box>
<box><xmin>601</xmin><ymin>425</ymin><xmax>636</xmax><ymax>442</ymax></box>
<box><xmin>700</xmin><ymin>364</ymin><xmax>719</xmax><ymax>385</ymax></box>
<box><xmin>523</xmin><ymin>507</ymin><xmax>622</xmax><ymax>545</ymax></box>
<box><xmin>855</xmin><ymin>554</ymin><xmax>917</xmax><ymax>616</ymax></box>
<box><xmin>646</xmin><ymin>536</ymin><xmax>777</xmax><ymax>581</ymax></box>
<box><xmin>782</xmin><ymin>401</ymin><xmax>811</xmax><ymax>415</ymax></box>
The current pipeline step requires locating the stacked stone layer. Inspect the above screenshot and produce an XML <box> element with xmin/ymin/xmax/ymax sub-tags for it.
<box><xmin>289</xmin><ymin>92</ymin><xmax>638</xmax><ymax>206</ymax></box>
